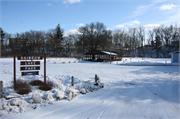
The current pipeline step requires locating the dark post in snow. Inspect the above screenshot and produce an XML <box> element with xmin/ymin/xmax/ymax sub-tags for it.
<box><xmin>0</xmin><ymin>81</ymin><xmax>4</xmax><ymax>98</ymax></box>
<box><xmin>44</xmin><ymin>54</ymin><xmax>46</xmax><ymax>85</ymax></box>
<box><xmin>71</xmin><ymin>76</ymin><xmax>74</xmax><ymax>86</ymax></box>
<box><xmin>13</xmin><ymin>55</ymin><xmax>16</xmax><ymax>90</ymax></box>
<box><xmin>95</xmin><ymin>74</ymin><xmax>98</xmax><ymax>83</ymax></box>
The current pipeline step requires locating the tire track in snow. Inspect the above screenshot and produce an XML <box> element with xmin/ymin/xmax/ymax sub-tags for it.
<box><xmin>137</xmin><ymin>71</ymin><xmax>178</xmax><ymax>103</ymax></box>
<box><xmin>62</xmin><ymin>64</ymin><xmax>98</xmax><ymax>80</ymax></box>
<box><xmin>97</xmin><ymin>63</ymin><xmax>120</xmax><ymax>83</ymax></box>
<box><xmin>108</xmin><ymin>69</ymin><xmax>147</xmax><ymax>118</ymax></box>
<box><xmin>97</xmin><ymin>110</ymin><xmax>105</xmax><ymax>119</ymax></box>
<box><xmin>122</xmin><ymin>70</ymin><xmax>149</xmax><ymax>118</ymax></box>
<box><xmin>65</xmin><ymin>98</ymin><xmax>115</xmax><ymax>119</ymax></box>
<box><xmin>137</xmin><ymin>71</ymin><xmax>179</xmax><ymax>107</ymax></box>
<box><xmin>134</xmin><ymin>71</ymin><xmax>180</xmax><ymax>118</ymax></box>
<box><xmin>110</xmin><ymin>67</ymin><xmax>178</xmax><ymax>119</ymax></box>
<box><xmin>32</xmin><ymin>102</ymin><xmax>79</xmax><ymax>119</ymax></box>
<box><xmin>62</xmin><ymin>87</ymin><xmax>116</xmax><ymax>114</ymax></box>
<box><xmin>119</xmin><ymin>69</ymin><xmax>158</xmax><ymax>119</ymax></box>
<box><xmin>2</xmin><ymin>69</ymin><xmax>12</xmax><ymax>75</ymax></box>
<box><xmin>64</xmin><ymin>88</ymin><xmax>117</xmax><ymax>119</ymax></box>
<box><xmin>134</xmin><ymin>71</ymin><xmax>165</xmax><ymax>119</ymax></box>
<box><xmin>32</xmin><ymin>87</ymin><xmax>116</xmax><ymax>119</ymax></box>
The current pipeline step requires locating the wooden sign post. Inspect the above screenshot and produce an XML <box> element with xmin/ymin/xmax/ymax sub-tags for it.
<box><xmin>0</xmin><ymin>81</ymin><xmax>4</xmax><ymax>98</ymax></box>
<box><xmin>13</xmin><ymin>55</ymin><xmax>16</xmax><ymax>90</ymax></box>
<box><xmin>10</xmin><ymin>53</ymin><xmax>49</xmax><ymax>90</ymax></box>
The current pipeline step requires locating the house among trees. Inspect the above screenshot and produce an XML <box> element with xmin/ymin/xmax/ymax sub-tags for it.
<box><xmin>84</xmin><ymin>50</ymin><xmax>122</xmax><ymax>62</ymax></box>
<box><xmin>169</xmin><ymin>51</ymin><xmax>179</xmax><ymax>63</ymax></box>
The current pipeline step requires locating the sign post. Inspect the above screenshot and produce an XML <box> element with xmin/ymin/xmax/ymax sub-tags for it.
<box><xmin>0</xmin><ymin>81</ymin><xmax>4</xmax><ymax>98</ymax></box>
<box><xmin>10</xmin><ymin>53</ymin><xmax>49</xmax><ymax>90</ymax></box>
<box><xmin>44</xmin><ymin>54</ymin><xmax>46</xmax><ymax>85</ymax></box>
<box><xmin>13</xmin><ymin>55</ymin><xmax>16</xmax><ymax>90</ymax></box>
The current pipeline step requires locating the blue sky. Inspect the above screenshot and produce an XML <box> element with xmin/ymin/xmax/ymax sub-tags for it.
<box><xmin>1</xmin><ymin>0</ymin><xmax>179</xmax><ymax>35</ymax></box>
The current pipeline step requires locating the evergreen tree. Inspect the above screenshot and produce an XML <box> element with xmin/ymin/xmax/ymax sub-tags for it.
<box><xmin>0</xmin><ymin>28</ymin><xmax>5</xmax><ymax>57</ymax></box>
<box><xmin>0</xmin><ymin>28</ymin><xmax>5</xmax><ymax>46</ymax></box>
<box><xmin>53</xmin><ymin>24</ymin><xmax>64</xmax><ymax>56</ymax></box>
<box><xmin>55</xmin><ymin>24</ymin><xmax>63</xmax><ymax>46</ymax></box>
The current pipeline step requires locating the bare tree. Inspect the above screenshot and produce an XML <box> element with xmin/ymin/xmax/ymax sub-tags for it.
<box><xmin>162</xmin><ymin>25</ymin><xmax>173</xmax><ymax>46</ymax></box>
<box><xmin>137</xmin><ymin>26</ymin><xmax>145</xmax><ymax>47</ymax></box>
<box><xmin>46</xmin><ymin>29</ymin><xmax>55</xmax><ymax>55</ymax></box>
<box><xmin>148</xmin><ymin>30</ymin><xmax>155</xmax><ymax>46</ymax></box>
<box><xmin>128</xmin><ymin>28</ymin><xmax>138</xmax><ymax>55</ymax></box>
<box><xmin>63</xmin><ymin>34</ymin><xmax>79</xmax><ymax>56</ymax></box>
<box><xmin>112</xmin><ymin>29</ymin><xmax>125</xmax><ymax>51</ymax></box>
<box><xmin>153</xmin><ymin>26</ymin><xmax>165</xmax><ymax>45</ymax></box>
<box><xmin>78</xmin><ymin>22</ymin><xmax>112</xmax><ymax>52</ymax></box>
<box><xmin>137</xmin><ymin>26</ymin><xmax>145</xmax><ymax>56</ymax></box>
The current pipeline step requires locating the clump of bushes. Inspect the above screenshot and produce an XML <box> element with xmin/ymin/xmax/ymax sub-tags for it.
<box><xmin>15</xmin><ymin>80</ymin><xmax>32</xmax><ymax>95</ymax></box>
<box><xmin>29</xmin><ymin>80</ymin><xmax>44</xmax><ymax>86</ymax></box>
<box><xmin>14</xmin><ymin>79</ymin><xmax>54</xmax><ymax>95</ymax></box>
<box><xmin>38</xmin><ymin>81</ymin><xmax>53</xmax><ymax>91</ymax></box>
<box><xmin>29</xmin><ymin>80</ymin><xmax>54</xmax><ymax>91</ymax></box>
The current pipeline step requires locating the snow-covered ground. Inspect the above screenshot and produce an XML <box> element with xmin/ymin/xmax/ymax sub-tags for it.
<box><xmin>0</xmin><ymin>57</ymin><xmax>179</xmax><ymax>119</ymax></box>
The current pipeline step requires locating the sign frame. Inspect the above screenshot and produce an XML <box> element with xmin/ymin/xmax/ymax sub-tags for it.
<box><xmin>10</xmin><ymin>53</ymin><xmax>49</xmax><ymax>90</ymax></box>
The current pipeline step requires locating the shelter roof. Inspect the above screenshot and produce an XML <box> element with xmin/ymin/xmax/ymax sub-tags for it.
<box><xmin>84</xmin><ymin>50</ymin><xmax>121</xmax><ymax>56</ymax></box>
<box><xmin>169</xmin><ymin>51</ymin><xmax>179</xmax><ymax>54</ymax></box>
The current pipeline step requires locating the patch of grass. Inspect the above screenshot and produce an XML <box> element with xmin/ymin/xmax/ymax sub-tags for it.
<box><xmin>15</xmin><ymin>80</ymin><xmax>31</xmax><ymax>95</ymax></box>
<box><xmin>38</xmin><ymin>81</ymin><xmax>53</xmax><ymax>91</ymax></box>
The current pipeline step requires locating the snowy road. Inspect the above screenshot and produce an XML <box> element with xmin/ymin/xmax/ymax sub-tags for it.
<box><xmin>1</xmin><ymin>59</ymin><xmax>180</xmax><ymax>119</ymax></box>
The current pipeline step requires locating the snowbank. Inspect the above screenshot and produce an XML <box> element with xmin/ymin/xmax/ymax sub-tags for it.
<box><xmin>119</xmin><ymin>61</ymin><xmax>179</xmax><ymax>66</ymax></box>
<box><xmin>0</xmin><ymin>74</ymin><xmax>104</xmax><ymax>115</ymax></box>
<box><xmin>112</xmin><ymin>57</ymin><xmax>179</xmax><ymax>66</ymax></box>
<box><xmin>46</xmin><ymin>58</ymin><xmax>80</xmax><ymax>64</ymax></box>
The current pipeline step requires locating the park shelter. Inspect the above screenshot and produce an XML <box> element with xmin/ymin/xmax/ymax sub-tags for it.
<box><xmin>84</xmin><ymin>50</ymin><xmax>122</xmax><ymax>62</ymax></box>
<box><xmin>169</xmin><ymin>51</ymin><xmax>179</xmax><ymax>63</ymax></box>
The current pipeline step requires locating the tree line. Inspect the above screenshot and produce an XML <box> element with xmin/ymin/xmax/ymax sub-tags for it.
<box><xmin>1</xmin><ymin>22</ymin><xmax>179</xmax><ymax>58</ymax></box>
<box><xmin>111</xmin><ymin>24</ymin><xmax>179</xmax><ymax>57</ymax></box>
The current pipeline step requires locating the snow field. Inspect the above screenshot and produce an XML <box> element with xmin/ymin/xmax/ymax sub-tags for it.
<box><xmin>0</xmin><ymin>57</ymin><xmax>179</xmax><ymax>119</ymax></box>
